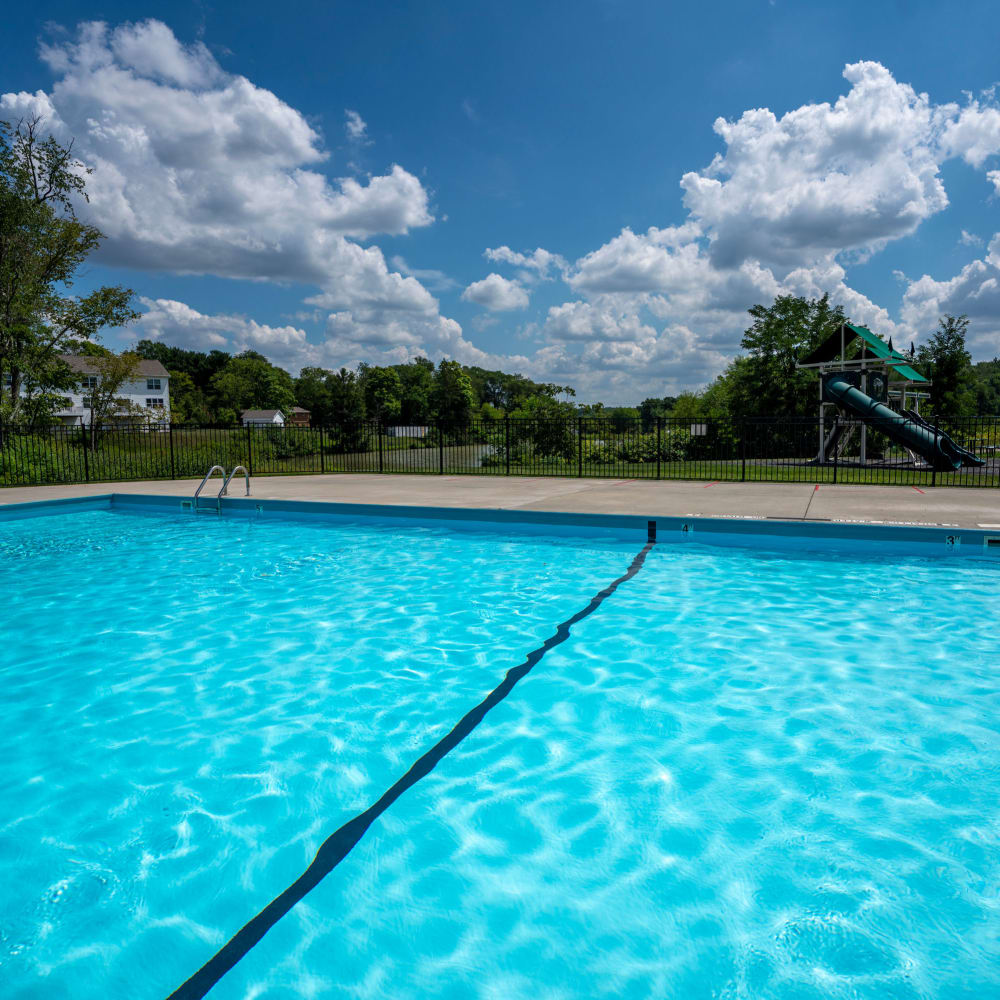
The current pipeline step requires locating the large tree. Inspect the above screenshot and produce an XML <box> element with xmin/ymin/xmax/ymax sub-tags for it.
<box><xmin>0</xmin><ymin>117</ymin><xmax>137</xmax><ymax>422</ymax></box>
<box><xmin>431</xmin><ymin>359</ymin><xmax>475</xmax><ymax>433</ymax></box>
<box><xmin>720</xmin><ymin>294</ymin><xmax>848</xmax><ymax>419</ymax></box>
<box><xmin>916</xmin><ymin>314</ymin><xmax>976</xmax><ymax>420</ymax></box>
<box><xmin>209</xmin><ymin>352</ymin><xmax>296</xmax><ymax>422</ymax></box>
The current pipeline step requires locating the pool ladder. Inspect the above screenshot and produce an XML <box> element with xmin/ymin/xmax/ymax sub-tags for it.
<box><xmin>193</xmin><ymin>465</ymin><xmax>251</xmax><ymax>513</ymax></box>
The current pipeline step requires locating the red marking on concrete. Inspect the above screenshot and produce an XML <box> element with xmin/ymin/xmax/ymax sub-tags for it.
<box><xmin>702</xmin><ymin>481</ymin><xmax>720</xmax><ymax>488</ymax></box>
<box><xmin>911</xmin><ymin>486</ymin><xmax>926</xmax><ymax>494</ymax></box>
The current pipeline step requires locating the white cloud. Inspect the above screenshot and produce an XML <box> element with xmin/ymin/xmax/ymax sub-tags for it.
<box><xmin>484</xmin><ymin>245</ymin><xmax>567</xmax><ymax>281</ymax></box>
<box><xmin>1</xmin><ymin>20</ymin><xmax>432</xmax><ymax>287</ymax></box>
<box><xmin>988</xmin><ymin>170</ymin><xmax>1000</xmax><ymax>196</ymax></box>
<box><xmin>132</xmin><ymin>297</ymin><xmax>316</xmax><ymax>372</ymax></box>
<box><xmin>901</xmin><ymin>234</ymin><xmax>1000</xmax><ymax>357</ymax></box>
<box><xmin>680</xmin><ymin>62</ymin><xmax>954</xmax><ymax>270</ymax></box>
<box><xmin>544</xmin><ymin>301</ymin><xmax>657</xmax><ymax>343</ymax></box>
<box><xmin>461</xmin><ymin>273</ymin><xmax>530</xmax><ymax>311</ymax></box>
<box><xmin>344</xmin><ymin>109</ymin><xmax>369</xmax><ymax>143</ymax></box>
<box><xmin>960</xmin><ymin>229</ymin><xmax>984</xmax><ymax>247</ymax></box>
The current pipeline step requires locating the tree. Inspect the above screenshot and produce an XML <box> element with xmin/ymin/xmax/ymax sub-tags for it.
<box><xmin>294</xmin><ymin>366</ymin><xmax>334</xmax><ymax>424</ymax></box>
<box><xmin>361</xmin><ymin>365</ymin><xmax>402</xmax><ymax>423</ymax></box>
<box><xmin>431</xmin><ymin>359</ymin><xmax>475</xmax><ymax>433</ymax></box>
<box><xmin>396</xmin><ymin>357</ymin><xmax>434</xmax><ymax>424</ymax></box>
<box><xmin>972</xmin><ymin>358</ymin><xmax>1000</xmax><ymax>415</ymax></box>
<box><xmin>0</xmin><ymin>117</ymin><xmax>138</xmax><ymax>422</ymax></box>
<box><xmin>511</xmin><ymin>394</ymin><xmax>576</xmax><ymax>458</ymax></box>
<box><xmin>83</xmin><ymin>351</ymin><xmax>143</xmax><ymax>449</ymax></box>
<box><xmin>917</xmin><ymin>315</ymin><xmax>976</xmax><ymax>420</ymax></box>
<box><xmin>166</xmin><ymin>370</ymin><xmax>212</xmax><ymax>424</ymax></box>
<box><xmin>135</xmin><ymin>340</ymin><xmax>230</xmax><ymax>395</ymax></box>
<box><xmin>722</xmin><ymin>295</ymin><xmax>847</xmax><ymax>418</ymax></box>
<box><xmin>209</xmin><ymin>352</ymin><xmax>295</xmax><ymax>419</ymax></box>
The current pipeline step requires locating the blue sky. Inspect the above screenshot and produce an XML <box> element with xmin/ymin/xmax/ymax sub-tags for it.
<box><xmin>3</xmin><ymin>1</ymin><xmax>1000</xmax><ymax>402</ymax></box>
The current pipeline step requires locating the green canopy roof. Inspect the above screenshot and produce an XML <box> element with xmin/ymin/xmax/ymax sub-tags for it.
<box><xmin>798</xmin><ymin>323</ymin><xmax>929</xmax><ymax>383</ymax></box>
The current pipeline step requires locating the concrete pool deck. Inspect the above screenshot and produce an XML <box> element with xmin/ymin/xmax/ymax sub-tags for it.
<box><xmin>1</xmin><ymin>474</ymin><xmax>998</xmax><ymax>529</ymax></box>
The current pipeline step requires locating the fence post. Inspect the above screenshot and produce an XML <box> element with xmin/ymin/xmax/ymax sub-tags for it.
<box><xmin>168</xmin><ymin>423</ymin><xmax>176</xmax><ymax>480</ymax></box>
<box><xmin>740</xmin><ymin>421</ymin><xmax>746</xmax><ymax>482</ymax></box>
<box><xmin>439</xmin><ymin>421</ymin><xmax>444</xmax><ymax>474</ymax></box>
<box><xmin>319</xmin><ymin>424</ymin><xmax>325</xmax><ymax>474</ymax></box>
<box><xmin>577</xmin><ymin>418</ymin><xmax>583</xmax><ymax>478</ymax></box>
<box><xmin>246</xmin><ymin>423</ymin><xmax>253</xmax><ymax>476</ymax></box>
<box><xmin>505</xmin><ymin>416</ymin><xmax>511</xmax><ymax>476</ymax></box>
<box><xmin>832</xmin><ymin>420</ymin><xmax>838</xmax><ymax>484</ymax></box>
<box><xmin>378</xmin><ymin>421</ymin><xmax>384</xmax><ymax>473</ymax></box>
<box><xmin>81</xmin><ymin>423</ymin><xmax>90</xmax><ymax>483</ymax></box>
<box><xmin>656</xmin><ymin>417</ymin><xmax>662</xmax><ymax>480</ymax></box>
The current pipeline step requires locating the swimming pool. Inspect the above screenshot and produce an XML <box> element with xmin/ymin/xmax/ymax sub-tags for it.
<box><xmin>1</xmin><ymin>496</ymin><xmax>998</xmax><ymax>999</ymax></box>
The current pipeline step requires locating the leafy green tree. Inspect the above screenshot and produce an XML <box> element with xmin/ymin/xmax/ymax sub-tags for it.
<box><xmin>722</xmin><ymin>294</ymin><xmax>847</xmax><ymax>418</ymax></box>
<box><xmin>511</xmin><ymin>393</ymin><xmax>576</xmax><ymax>458</ymax></box>
<box><xmin>395</xmin><ymin>357</ymin><xmax>434</xmax><ymax>424</ymax></box>
<box><xmin>360</xmin><ymin>365</ymin><xmax>402</xmax><ymax>424</ymax></box>
<box><xmin>83</xmin><ymin>351</ymin><xmax>143</xmax><ymax>449</ymax></box>
<box><xmin>294</xmin><ymin>366</ymin><xmax>334</xmax><ymax>423</ymax></box>
<box><xmin>0</xmin><ymin>117</ymin><xmax>138</xmax><ymax>422</ymax></box>
<box><xmin>972</xmin><ymin>358</ymin><xmax>1000</xmax><ymax>414</ymax></box>
<box><xmin>916</xmin><ymin>315</ymin><xmax>976</xmax><ymax>420</ymax></box>
<box><xmin>638</xmin><ymin>396</ymin><xmax>677</xmax><ymax>431</ymax></box>
<box><xmin>166</xmin><ymin>370</ymin><xmax>212</xmax><ymax>424</ymax></box>
<box><xmin>135</xmin><ymin>340</ymin><xmax>230</xmax><ymax>395</ymax></box>
<box><xmin>431</xmin><ymin>359</ymin><xmax>475</xmax><ymax>433</ymax></box>
<box><xmin>209</xmin><ymin>352</ymin><xmax>295</xmax><ymax>418</ymax></box>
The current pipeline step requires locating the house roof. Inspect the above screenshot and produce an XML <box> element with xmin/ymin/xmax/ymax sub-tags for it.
<box><xmin>798</xmin><ymin>324</ymin><xmax>929</xmax><ymax>383</ymax></box>
<box><xmin>59</xmin><ymin>354</ymin><xmax>170</xmax><ymax>378</ymax></box>
<box><xmin>289</xmin><ymin>406</ymin><xmax>310</xmax><ymax>413</ymax></box>
<box><xmin>241</xmin><ymin>409</ymin><xmax>283</xmax><ymax>419</ymax></box>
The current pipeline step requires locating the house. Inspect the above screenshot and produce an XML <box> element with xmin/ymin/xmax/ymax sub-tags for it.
<box><xmin>287</xmin><ymin>407</ymin><xmax>311</xmax><ymax>426</ymax></box>
<box><xmin>241</xmin><ymin>409</ymin><xmax>285</xmax><ymax>427</ymax></box>
<box><xmin>53</xmin><ymin>355</ymin><xmax>171</xmax><ymax>426</ymax></box>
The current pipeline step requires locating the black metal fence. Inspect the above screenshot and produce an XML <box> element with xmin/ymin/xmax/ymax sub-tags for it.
<box><xmin>1</xmin><ymin>416</ymin><xmax>998</xmax><ymax>489</ymax></box>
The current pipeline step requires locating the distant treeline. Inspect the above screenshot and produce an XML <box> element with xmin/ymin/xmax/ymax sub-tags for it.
<box><xmin>133</xmin><ymin>340</ymin><xmax>685</xmax><ymax>428</ymax></box>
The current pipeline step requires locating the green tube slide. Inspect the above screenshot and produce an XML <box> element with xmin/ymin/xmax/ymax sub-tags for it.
<box><xmin>824</xmin><ymin>376</ymin><xmax>983</xmax><ymax>472</ymax></box>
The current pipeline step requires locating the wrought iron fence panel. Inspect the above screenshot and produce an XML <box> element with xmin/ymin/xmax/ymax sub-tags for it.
<box><xmin>1</xmin><ymin>415</ymin><xmax>997</xmax><ymax>489</ymax></box>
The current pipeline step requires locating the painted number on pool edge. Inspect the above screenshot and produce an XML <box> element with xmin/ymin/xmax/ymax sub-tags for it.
<box><xmin>945</xmin><ymin>535</ymin><xmax>961</xmax><ymax>551</ymax></box>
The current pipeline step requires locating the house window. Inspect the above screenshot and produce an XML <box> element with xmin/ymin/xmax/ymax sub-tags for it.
<box><xmin>146</xmin><ymin>378</ymin><xmax>162</xmax><ymax>391</ymax></box>
<box><xmin>82</xmin><ymin>397</ymin><xmax>93</xmax><ymax>408</ymax></box>
<box><xmin>82</xmin><ymin>376</ymin><xmax>98</xmax><ymax>389</ymax></box>
<box><xmin>146</xmin><ymin>398</ymin><xmax>165</xmax><ymax>408</ymax></box>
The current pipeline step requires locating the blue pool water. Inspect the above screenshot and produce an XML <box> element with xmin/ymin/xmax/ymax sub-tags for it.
<box><xmin>1</xmin><ymin>506</ymin><xmax>998</xmax><ymax>999</ymax></box>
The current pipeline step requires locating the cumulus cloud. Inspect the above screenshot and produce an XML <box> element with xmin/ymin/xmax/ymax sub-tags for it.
<box><xmin>461</xmin><ymin>273</ymin><xmax>530</xmax><ymax>311</ymax></box>
<box><xmin>344</xmin><ymin>109</ymin><xmax>369</xmax><ymax>143</ymax></box>
<box><xmin>901</xmin><ymin>234</ymin><xmax>1000</xmax><ymax>357</ymax></box>
<box><xmin>484</xmin><ymin>245</ymin><xmax>567</xmax><ymax>281</ymax></box>
<box><xmin>132</xmin><ymin>297</ymin><xmax>316</xmax><ymax>371</ymax></box>
<box><xmin>680</xmin><ymin>62</ymin><xmax>956</xmax><ymax>270</ymax></box>
<box><xmin>0</xmin><ymin>20</ymin><xmax>432</xmax><ymax>286</ymax></box>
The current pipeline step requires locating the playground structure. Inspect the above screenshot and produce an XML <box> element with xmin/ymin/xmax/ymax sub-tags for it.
<box><xmin>796</xmin><ymin>323</ymin><xmax>985</xmax><ymax>472</ymax></box>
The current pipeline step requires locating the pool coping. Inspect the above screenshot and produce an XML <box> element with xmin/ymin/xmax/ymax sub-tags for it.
<box><xmin>2</xmin><ymin>491</ymin><xmax>999</xmax><ymax>559</ymax></box>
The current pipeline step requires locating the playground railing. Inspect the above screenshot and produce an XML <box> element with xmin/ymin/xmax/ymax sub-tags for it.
<box><xmin>1</xmin><ymin>415</ymin><xmax>998</xmax><ymax>488</ymax></box>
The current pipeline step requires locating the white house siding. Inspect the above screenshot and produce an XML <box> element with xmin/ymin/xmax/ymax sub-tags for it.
<box><xmin>53</xmin><ymin>357</ymin><xmax>171</xmax><ymax>426</ymax></box>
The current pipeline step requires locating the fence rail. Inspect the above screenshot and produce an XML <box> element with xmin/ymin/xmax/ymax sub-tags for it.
<box><xmin>1</xmin><ymin>416</ymin><xmax>998</xmax><ymax>489</ymax></box>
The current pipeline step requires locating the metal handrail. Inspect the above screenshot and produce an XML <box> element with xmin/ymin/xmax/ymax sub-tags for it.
<box><xmin>220</xmin><ymin>465</ymin><xmax>250</xmax><ymax>499</ymax></box>
<box><xmin>194</xmin><ymin>465</ymin><xmax>225</xmax><ymax>511</ymax></box>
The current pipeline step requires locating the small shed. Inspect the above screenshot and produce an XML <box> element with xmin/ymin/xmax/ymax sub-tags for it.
<box><xmin>241</xmin><ymin>409</ymin><xmax>285</xmax><ymax>427</ymax></box>
<box><xmin>287</xmin><ymin>407</ymin><xmax>311</xmax><ymax>426</ymax></box>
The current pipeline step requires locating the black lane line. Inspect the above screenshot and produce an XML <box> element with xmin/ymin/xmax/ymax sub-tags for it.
<box><xmin>166</xmin><ymin>525</ymin><xmax>657</xmax><ymax>1000</ymax></box>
